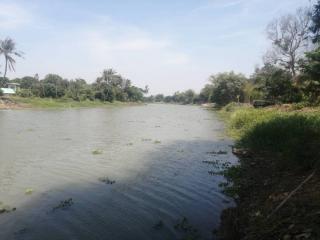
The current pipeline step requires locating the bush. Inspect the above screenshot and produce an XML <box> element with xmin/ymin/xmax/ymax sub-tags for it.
<box><xmin>0</xmin><ymin>89</ymin><xmax>3</xmax><ymax>97</ymax></box>
<box><xmin>17</xmin><ymin>89</ymin><xmax>33</xmax><ymax>98</ymax></box>
<box><xmin>228</xmin><ymin>108</ymin><xmax>320</xmax><ymax>169</ymax></box>
<box><xmin>291</xmin><ymin>102</ymin><xmax>310</xmax><ymax>110</ymax></box>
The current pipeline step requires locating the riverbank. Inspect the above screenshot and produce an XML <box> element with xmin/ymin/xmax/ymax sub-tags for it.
<box><xmin>0</xmin><ymin>96</ymin><xmax>142</xmax><ymax>109</ymax></box>
<box><xmin>217</xmin><ymin>103</ymin><xmax>320</xmax><ymax>239</ymax></box>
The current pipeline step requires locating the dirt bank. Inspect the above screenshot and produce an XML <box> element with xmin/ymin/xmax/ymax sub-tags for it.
<box><xmin>0</xmin><ymin>97</ymin><xmax>26</xmax><ymax>109</ymax></box>
<box><xmin>217</xmin><ymin>151</ymin><xmax>320</xmax><ymax>240</ymax></box>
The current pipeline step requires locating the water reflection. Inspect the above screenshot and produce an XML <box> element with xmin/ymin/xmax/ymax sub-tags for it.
<box><xmin>0</xmin><ymin>104</ymin><xmax>236</xmax><ymax>240</ymax></box>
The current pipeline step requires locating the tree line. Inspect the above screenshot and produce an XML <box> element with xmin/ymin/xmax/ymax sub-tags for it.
<box><xmin>0</xmin><ymin>38</ymin><xmax>147</xmax><ymax>102</ymax></box>
<box><xmin>0</xmin><ymin>69</ymin><xmax>148</xmax><ymax>102</ymax></box>
<box><xmin>148</xmin><ymin>2</ymin><xmax>320</xmax><ymax>106</ymax></box>
<box><xmin>1</xmin><ymin>2</ymin><xmax>320</xmax><ymax>105</ymax></box>
<box><xmin>0</xmin><ymin>38</ymin><xmax>148</xmax><ymax>102</ymax></box>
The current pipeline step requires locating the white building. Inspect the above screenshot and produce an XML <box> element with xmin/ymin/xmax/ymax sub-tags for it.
<box><xmin>1</xmin><ymin>83</ymin><xmax>20</xmax><ymax>95</ymax></box>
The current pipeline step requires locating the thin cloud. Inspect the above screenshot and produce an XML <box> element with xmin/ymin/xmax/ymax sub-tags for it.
<box><xmin>0</xmin><ymin>3</ymin><xmax>32</xmax><ymax>29</ymax></box>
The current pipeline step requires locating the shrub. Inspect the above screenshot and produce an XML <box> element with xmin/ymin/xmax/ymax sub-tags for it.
<box><xmin>0</xmin><ymin>89</ymin><xmax>3</xmax><ymax>97</ymax></box>
<box><xmin>17</xmin><ymin>89</ymin><xmax>33</xmax><ymax>97</ymax></box>
<box><xmin>228</xmin><ymin>108</ymin><xmax>320</xmax><ymax>169</ymax></box>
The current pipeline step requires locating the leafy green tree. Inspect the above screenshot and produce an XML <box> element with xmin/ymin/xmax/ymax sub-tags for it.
<box><xmin>310</xmin><ymin>0</ymin><xmax>320</xmax><ymax>43</ymax></box>
<box><xmin>182</xmin><ymin>89</ymin><xmax>196</xmax><ymax>104</ymax></box>
<box><xmin>209</xmin><ymin>72</ymin><xmax>247</xmax><ymax>106</ymax></box>
<box><xmin>0</xmin><ymin>77</ymin><xmax>9</xmax><ymax>88</ymax></box>
<box><xmin>66</xmin><ymin>78</ymin><xmax>89</xmax><ymax>101</ymax></box>
<box><xmin>126</xmin><ymin>86</ymin><xmax>144</xmax><ymax>101</ymax></box>
<box><xmin>199</xmin><ymin>84</ymin><xmax>213</xmax><ymax>103</ymax></box>
<box><xmin>300</xmin><ymin>47</ymin><xmax>320</xmax><ymax>102</ymax></box>
<box><xmin>11</xmin><ymin>76</ymin><xmax>39</xmax><ymax>89</ymax></box>
<box><xmin>242</xmin><ymin>81</ymin><xmax>264</xmax><ymax>103</ymax></box>
<box><xmin>41</xmin><ymin>74</ymin><xmax>68</xmax><ymax>98</ymax></box>
<box><xmin>0</xmin><ymin>38</ymin><xmax>23</xmax><ymax>78</ymax></box>
<box><xmin>155</xmin><ymin>94</ymin><xmax>164</xmax><ymax>102</ymax></box>
<box><xmin>252</xmin><ymin>64</ymin><xmax>301</xmax><ymax>102</ymax></box>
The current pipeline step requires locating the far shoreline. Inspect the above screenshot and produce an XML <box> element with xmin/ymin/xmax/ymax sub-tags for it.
<box><xmin>0</xmin><ymin>96</ymin><xmax>144</xmax><ymax>110</ymax></box>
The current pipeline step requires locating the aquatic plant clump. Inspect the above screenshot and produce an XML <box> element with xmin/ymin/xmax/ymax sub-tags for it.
<box><xmin>0</xmin><ymin>204</ymin><xmax>16</xmax><ymax>215</ymax></box>
<box><xmin>92</xmin><ymin>149</ymin><xmax>103</xmax><ymax>155</ymax></box>
<box><xmin>98</xmin><ymin>177</ymin><xmax>116</xmax><ymax>184</ymax></box>
<box><xmin>52</xmin><ymin>198</ymin><xmax>74</xmax><ymax>211</ymax></box>
<box><xmin>174</xmin><ymin>217</ymin><xmax>201</xmax><ymax>240</ymax></box>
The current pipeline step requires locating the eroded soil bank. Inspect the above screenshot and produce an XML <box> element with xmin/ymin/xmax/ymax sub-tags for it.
<box><xmin>0</xmin><ymin>97</ymin><xmax>25</xmax><ymax>109</ymax></box>
<box><xmin>217</xmin><ymin>150</ymin><xmax>320</xmax><ymax>240</ymax></box>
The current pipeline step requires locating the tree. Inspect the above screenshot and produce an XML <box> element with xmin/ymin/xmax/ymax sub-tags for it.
<box><xmin>66</xmin><ymin>78</ymin><xmax>89</xmax><ymax>101</ymax></box>
<box><xmin>0</xmin><ymin>38</ymin><xmax>23</xmax><ymax>78</ymax></box>
<box><xmin>182</xmin><ymin>89</ymin><xmax>196</xmax><ymax>104</ymax></box>
<box><xmin>155</xmin><ymin>94</ymin><xmax>164</xmax><ymax>102</ymax></box>
<box><xmin>209</xmin><ymin>72</ymin><xmax>246</xmax><ymax>106</ymax></box>
<box><xmin>310</xmin><ymin>1</ymin><xmax>320</xmax><ymax>43</ymax></box>
<box><xmin>199</xmin><ymin>84</ymin><xmax>213</xmax><ymax>103</ymax></box>
<box><xmin>0</xmin><ymin>77</ymin><xmax>9</xmax><ymax>88</ymax></box>
<box><xmin>41</xmin><ymin>74</ymin><xmax>67</xmax><ymax>98</ymax></box>
<box><xmin>299</xmin><ymin>47</ymin><xmax>320</xmax><ymax>102</ymax></box>
<box><xmin>265</xmin><ymin>7</ymin><xmax>311</xmax><ymax>78</ymax></box>
<box><xmin>252</xmin><ymin>64</ymin><xmax>301</xmax><ymax>102</ymax></box>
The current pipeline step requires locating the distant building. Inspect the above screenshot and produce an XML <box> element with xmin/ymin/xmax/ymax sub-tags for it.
<box><xmin>0</xmin><ymin>83</ymin><xmax>20</xmax><ymax>95</ymax></box>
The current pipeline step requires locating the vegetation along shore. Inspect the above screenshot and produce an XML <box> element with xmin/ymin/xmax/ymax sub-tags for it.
<box><xmin>216</xmin><ymin>103</ymin><xmax>320</xmax><ymax>239</ymax></box>
<box><xmin>1</xmin><ymin>0</ymin><xmax>320</xmax><ymax>239</ymax></box>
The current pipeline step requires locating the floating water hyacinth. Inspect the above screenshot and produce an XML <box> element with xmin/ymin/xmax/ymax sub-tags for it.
<box><xmin>92</xmin><ymin>149</ymin><xmax>103</xmax><ymax>155</ymax></box>
<box><xmin>206</xmin><ymin>150</ymin><xmax>227</xmax><ymax>155</ymax></box>
<box><xmin>98</xmin><ymin>177</ymin><xmax>116</xmax><ymax>185</ymax></box>
<box><xmin>25</xmin><ymin>188</ymin><xmax>33</xmax><ymax>195</ymax></box>
<box><xmin>141</xmin><ymin>138</ymin><xmax>152</xmax><ymax>142</ymax></box>
<box><xmin>0</xmin><ymin>204</ymin><xmax>16</xmax><ymax>214</ymax></box>
<box><xmin>52</xmin><ymin>198</ymin><xmax>74</xmax><ymax>211</ymax></box>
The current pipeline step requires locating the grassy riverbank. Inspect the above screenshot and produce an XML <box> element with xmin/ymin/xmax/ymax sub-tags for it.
<box><xmin>217</xmin><ymin>103</ymin><xmax>320</xmax><ymax>239</ymax></box>
<box><xmin>0</xmin><ymin>96</ymin><xmax>142</xmax><ymax>109</ymax></box>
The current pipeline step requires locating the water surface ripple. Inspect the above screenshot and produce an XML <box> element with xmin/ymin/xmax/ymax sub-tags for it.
<box><xmin>0</xmin><ymin>104</ymin><xmax>237</xmax><ymax>240</ymax></box>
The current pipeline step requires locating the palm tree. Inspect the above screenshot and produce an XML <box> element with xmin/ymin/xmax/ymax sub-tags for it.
<box><xmin>0</xmin><ymin>38</ymin><xmax>23</xmax><ymax>78</ymax></box>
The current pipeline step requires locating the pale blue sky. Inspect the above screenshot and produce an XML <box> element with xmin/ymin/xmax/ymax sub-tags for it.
<box><xmin>0</xmin><ymin>0</ymin><xmax>312</xmax><ymax>94</ymax></box>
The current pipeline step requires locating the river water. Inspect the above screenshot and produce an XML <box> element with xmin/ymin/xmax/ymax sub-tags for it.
<box><xmin>0</xmin><ymin>104</ymin><xmax>236</xmax><ymax>240</ymax></box>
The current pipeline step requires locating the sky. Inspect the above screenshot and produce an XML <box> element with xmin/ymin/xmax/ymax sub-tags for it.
<box><xmin>0</xmin><ymin>0</ymin><xmax>313</xmax><ymax>95</ymax></box>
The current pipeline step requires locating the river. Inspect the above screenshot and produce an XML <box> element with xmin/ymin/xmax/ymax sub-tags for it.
<box><xmin>0</xmin><ymin>104</ymin><xmax>236</xmax><ymax>240</ymax></box>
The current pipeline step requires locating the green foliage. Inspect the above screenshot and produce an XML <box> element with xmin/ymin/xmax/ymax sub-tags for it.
<box><xmin>154</xmin><ymin>94</ymin><xmax>164</xmax><ymax>102</ymax></box>
<box><xmin>0</xmin><ymin>77</ymin><xmax>9</xmax><ymax>88</ymax></box>
<box><xmin>310</xmin><ymin>0</ymin><xmax>320</xmax><ymax>43</ymax></box>
<box><xmin>242</xmin><ymin>81</ymin><xmax>264</xmax><ymax>103</ymax></box>
<box><xmin>0</xmin><ymin>38</ymin><xmax>23</xmax><ymax>78</ymax></box>
<box><xmin>0</xmin><ymin>88</ymin><xmax>3</xmax><ymax>96</ymax></box>
<box><xmin>300</xmin><ymin>47</ymin><xmax>320</xmax><ymax>103</ymax></box>
<box><xmin>17</xmin><ymin>89</ymin><xmax>33</xmax><ymax>98</ymax></box>
<box><xmin>148</xmin><ymin>90</ymin><xmax>198</xmax><ymax>104</ymax></box>
<box><xmin>3</xmin><ymin>68</ymin><xmax>145</xmax><ymax>103</ymax></box>
<box><xmin>251</xmin><ymin>64</ymin><xmax>301</xmax><ymax>103</ymax></box>
<box><xmin>209</xmin><ymin>72</ymin><xmax>247</xmax><ymax>106</ymax></box>
<box><xmin>94</xmin><ymin>69</ymin><xmax>145</xmax><ymax>102</ymax></box>
<box><xmin>226</xmin><ymin>107</ymin><xmax>320</xmax><ymax>169</ymax></box>
<box><xmin>199</xmin><ymin>84</ymin><xmax>213</xmax><ymax>103</ymax></box>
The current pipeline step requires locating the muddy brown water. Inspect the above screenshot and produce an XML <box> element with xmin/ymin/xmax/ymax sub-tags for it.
<box><xmin>0</xmin><ymin>104</ymin><xmax>237</xmax><ymax>240</ymax></box>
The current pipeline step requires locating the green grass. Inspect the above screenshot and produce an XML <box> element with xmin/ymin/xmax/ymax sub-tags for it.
<box><xmin>11</xmin><ymin>96</ymin><xmax>138</xmax><ymax>109</ymax></box>
<box><xmin>220</xmin><ymin>103</ymin><xmax>320</xmax><ymax>169</ymax></box>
